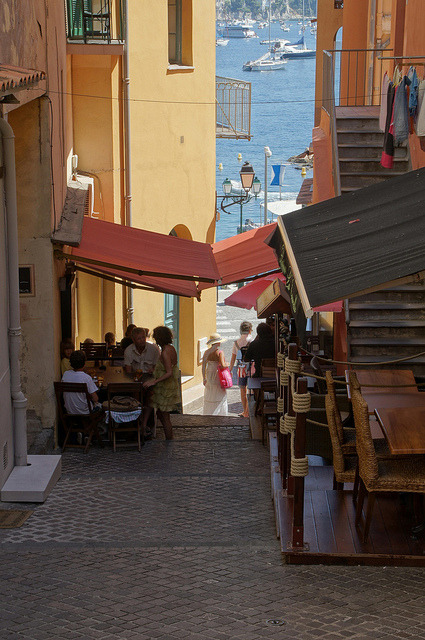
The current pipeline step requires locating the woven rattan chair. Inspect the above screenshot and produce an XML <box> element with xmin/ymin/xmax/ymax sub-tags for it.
<box><xmin>352</xmin><ymin>391</ymin><xmax>425</xmax><ymax>543</ymax></box>
<box><xmin>325</xmin><ymin>371</ymin><xmax>356</xmax><ymax>454</ymax></box>
<box><xmin>325</xmin><ymin>395</ymin><xmax>358</xmax><ymax>500</ymax></box>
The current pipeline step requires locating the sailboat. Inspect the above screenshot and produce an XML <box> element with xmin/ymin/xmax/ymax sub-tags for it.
<box><xmin>242</xmin><ymin>0</ymin><xmax>288</xmax><ymax>71</ymax></box>
<box><xmin>278</xmin><ymin>0</ymin><xmax>315</xmax><ymax>59</ymax></box>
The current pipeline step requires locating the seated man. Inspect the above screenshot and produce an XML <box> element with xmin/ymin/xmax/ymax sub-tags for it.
<box><xmin>123</xmin><ymin>327</ymin><xmax>160</xmax><ymax>382</ymax></box>
<box><xmin>62</xmin><ymin>350</ymin><xmax>101</xmax><ymax>414</ymax></box>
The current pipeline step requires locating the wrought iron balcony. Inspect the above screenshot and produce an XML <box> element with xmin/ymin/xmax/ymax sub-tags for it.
<box><xmin>216</xmin><ymin>76</ymin><xmax>251</xmax><ymax>140</ymax></box>
<box><xmin>66</xmin><ymin>0</ymin><xmax>123</xmax><ymax>43</ymax></box>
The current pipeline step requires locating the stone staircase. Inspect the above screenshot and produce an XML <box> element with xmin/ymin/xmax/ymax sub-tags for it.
<box><xmin>335</xmin><ymin>107</ymin><xmax>425</xmax><ymax>376</ymax></box>
<box><xmin>336</xmin><ymin>106</ymin><xmax>410</xmax><ymax>193</ymax></box>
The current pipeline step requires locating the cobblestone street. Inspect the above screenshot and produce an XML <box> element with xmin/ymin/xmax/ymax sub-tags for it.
<box><xmin>2</xmin><ymin>424</ymin><xmax>425</xmax><ymax>639</ymax></box>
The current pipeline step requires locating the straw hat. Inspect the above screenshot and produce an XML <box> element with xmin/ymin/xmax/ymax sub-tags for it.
<box><xmin>207</xmin><ymin>332</ymin><xmax>225</xmax><ymax>345</ymax></box>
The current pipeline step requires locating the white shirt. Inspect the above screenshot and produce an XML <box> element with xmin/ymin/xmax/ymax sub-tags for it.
<box><xmin>123</xmin><ymin>342</ymin><xmax>160</xmax><ymax>373</ymax></box>
<box><xmin>62</xmin><ymin>370</ymin><xmax>98</xmax><ymax>415</ymax></box>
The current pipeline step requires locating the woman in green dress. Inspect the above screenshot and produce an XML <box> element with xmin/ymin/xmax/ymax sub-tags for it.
<box><xmin>143</xmin><ymin>326</ymin><xmax>179</xmax><ymax>440</ymax></box>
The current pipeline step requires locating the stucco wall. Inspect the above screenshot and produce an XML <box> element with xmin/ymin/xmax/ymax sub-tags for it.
<box><xmin>71</xmin><ymin>0</ymin><xmax>217</xmax><ymax>382</ymax></box>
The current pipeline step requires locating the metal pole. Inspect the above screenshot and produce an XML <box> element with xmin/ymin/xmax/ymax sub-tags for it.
<box><xmin>240</xmin><ymin>200</ymin><xmax>243</xmax><ymax>234</ymax></box>
<box><xmin>264</xmin><ymin>146</ymin><xmax>272</xmax><ymax>225</ymax></box>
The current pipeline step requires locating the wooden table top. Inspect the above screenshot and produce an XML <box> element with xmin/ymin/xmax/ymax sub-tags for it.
<box><xmin>247</xmin><ymin>376</ymin><xmax>275</xmax><ymax>389</ymax></box>
<box><xmin>345</xmin><ymin>369</ymin><xmax>418</xmax><ymax>399</ymax></box>
<box><xmin>364</xmin><ymin>392</ymin><xmax>425</xmax><ymax>413</ymax></box>
<box><xmin>85</xmin><ymin>364</ymin><xmax>134</xmax><ymax>386</ymax></box>
<box><xmin>375</xmin><ymin>406</ymin><xmax>425</xmax><ymax>455</ymax></box>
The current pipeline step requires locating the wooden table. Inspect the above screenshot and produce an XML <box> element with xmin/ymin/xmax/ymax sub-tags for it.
<box><xmin>345</xmin><ymin>369</ymin><xmax>418</xmax><ymax>400</ymax></box>
<box><xmin>375</xmin><ymin>406</ymin><xmax>425</xmax><ymax>455</ymax></box>
<box><xmin>85</xmin><ymin>363</ymin><xmax>133</xmax><ymax>386</ymax></box>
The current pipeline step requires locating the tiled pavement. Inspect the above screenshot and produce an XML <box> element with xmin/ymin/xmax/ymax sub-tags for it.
<box><xmin>2</xmin><ymin>425</ymin><xmax>425</xmax><ymax>639</ymax></box>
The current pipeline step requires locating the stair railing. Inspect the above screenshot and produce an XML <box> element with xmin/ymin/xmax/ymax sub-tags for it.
<box><xmin>322</xmin><ymin>50</ymin><xmax>341</xmax><ymax>196</ymax></box>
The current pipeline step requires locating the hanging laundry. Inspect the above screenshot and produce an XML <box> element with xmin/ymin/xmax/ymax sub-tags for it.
<box><xmin>379</xmin><ymin>72</ymin><xmax>389</xmax><ymax>132</ymax></box>
<box><xmin>407</xmin><ymin>67</ymin><xmax>419</xmax><ymax>117</ymax></box>
<box><xmin>392</xmin><ymin>65</ymin><xmax>402</xmax><ymax>86</ymax></box>
<box><xmin>393</xmin><ymin>75</ymin><xmax>411</xmax><ymax>144</ymax></box>
<box><xmin>381</xmin><ymin>81</ymin><xmax>395</xmax><ymax>169</ymax></box>
<box><xmin>415</xmin><ymin>78</ymin><xmax>425</xmax><ymax>137</ymax></box>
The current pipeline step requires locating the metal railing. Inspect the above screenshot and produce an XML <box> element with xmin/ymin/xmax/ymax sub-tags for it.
<box><xmin>322</xmin><ymin>48</ymin><xmax>393</xmax><ymax>197</ymax></box>
<box><xmin>216</xmin><ymin>76</ymin><xmax>251</xmax><ymax>140</ymax></box>
<box><xmin>66</xmin><ymin>0</ymin><xmax>123</xmax><ymax>42</ymax></box>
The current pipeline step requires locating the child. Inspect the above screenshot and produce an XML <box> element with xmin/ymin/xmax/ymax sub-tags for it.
<box><xmin>60</xmin><ymin>340</ymin><xmax>74</xmax><ymax>376</ymax></box>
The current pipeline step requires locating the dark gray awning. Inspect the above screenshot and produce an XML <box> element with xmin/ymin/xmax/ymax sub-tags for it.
<box><xmin>267</xmin><ymin>168</ymin><xmax>425</xmax><ymax>318</ymax></box>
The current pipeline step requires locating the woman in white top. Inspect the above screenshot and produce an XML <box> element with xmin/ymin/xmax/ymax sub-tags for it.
<box><xmin>202</xmin><ymin>333</ymin><xmax>228</xmax><ymax>416</ymax></box>
<box><xmin>229</xmin><ymin>321</ymin><xmax>253</xmax><ymax>418</ymax></box>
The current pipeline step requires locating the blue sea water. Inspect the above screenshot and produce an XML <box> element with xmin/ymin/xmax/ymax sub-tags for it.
<box><xmin>216</xmin><ymin>20</ymin><xmax>316</xmax><ymax>241</ymax></box>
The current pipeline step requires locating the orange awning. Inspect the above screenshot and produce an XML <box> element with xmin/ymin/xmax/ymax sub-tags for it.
<box><xmin>199</xmin><ymin>223</ymin><xmax>280</xmax><ymax>290</ymax></box>
<box><xmin>58</xmin><ymin>218</ymin><xmax>221</xmax><ymax>299</ymax></box>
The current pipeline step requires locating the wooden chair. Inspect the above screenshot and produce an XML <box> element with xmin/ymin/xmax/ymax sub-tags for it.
<box><xmin>352</xmin><ymin>390</ymin><xmax>425</xmax><ymax>543</ymax></box>
<box><xmin>257</xmin><ymin>380</ymin><xmax>278</xmax><ymax>445</ymax></box>
<box><xmin>54</xmin><ymin>382</ymin><xmax>104</xmax><ymax>453</ymax></box>
<box><xmin>310</xmin><ymin>356</ymin><xmax>327</xmax><ymax>394</ymax></box>
<box><xmin>106</xmin><ymin>383</ymin><xmax>144</xmax><ymax>452</ymax></box>
<box><xmin>260</xmin><ymin>358</ymin><xmax>276</xmax><ymax>379</ymax></box>
<box><xmin>325</xmin><ymin>371</ymin><xmax>356</xmax><ymax>454</ymax></box>
<box><xmin>80</xmin><ymin>342</ymin><xmax>108</xmax><ymax>365</ymax></box>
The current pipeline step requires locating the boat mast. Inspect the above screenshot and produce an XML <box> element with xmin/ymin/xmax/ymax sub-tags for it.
<box><xmin>268</xmin><ymin>0</ymin><xmax>271</xmax><ymax>52</ymax></box>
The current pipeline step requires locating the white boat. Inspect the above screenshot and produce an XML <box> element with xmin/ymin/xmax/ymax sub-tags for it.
<box><xmin>225</xmin><ymin>24</ymin><xmax>257</xmax><ymax>38</ymax></box>
<box><xmin>243</xmin><ymin>51</ymin><xmax>288</xmax><ymax>71</ymax></box>
<box><xmin>279</xmin><ymin>36</ymin><xmax>316</xmax><ymax>58</ymax></box>
<box><xmin>216</xmin><ymin>38</ymin><xmax>229</xmax><ymax>46</ymax></box>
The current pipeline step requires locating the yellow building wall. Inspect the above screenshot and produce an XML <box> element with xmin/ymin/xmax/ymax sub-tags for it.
<box><xmin>70</xmin><ymin>0</ymin><xmax>217</xmax><ymax>385</ymax></box>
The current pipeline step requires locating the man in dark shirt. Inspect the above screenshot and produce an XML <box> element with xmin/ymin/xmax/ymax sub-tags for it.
<box><xmin>243</xmin><ymin>322</ymin><xmax>275</xmax><ymax>377</ymax></box>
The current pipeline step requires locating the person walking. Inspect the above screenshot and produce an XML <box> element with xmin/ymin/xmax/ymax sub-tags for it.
<box><xmin>229</xmin><ymin>321</ymin><xmax>253</xmax><ymax>418</ymax></box>
<box><xmin>202</xmin><ymin>333</ymin><xmax>228</xmax><ymax>416</ymax></box>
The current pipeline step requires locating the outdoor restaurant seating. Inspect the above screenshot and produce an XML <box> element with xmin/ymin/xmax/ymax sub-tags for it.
<box><xmin>325</xmin><ymin>394</ymin><xmax>358</xmax><ymax>499</ymax></box>
<box><xmin>80</xmin><ymin>342</ymin><xmax>108</xmax><ymax>364</ymax></box>
<box><xmin>258</xmin><ymin>380</ymin><xmax>278</xmax><ymax>445</ymax></box>
<box><xmin>106</xmin><ymin>382</ymin><xmax>144</xmax><ymax>452</ymax></box>
<box><xmin>54</xmin><ymin>381</ymin><xmax>104</xmax><ymax>453</ymax></box>
<box><xmin>351</xmin><ymin>388</ymin><xmax>425</xmax><ymax>543</ymax></box>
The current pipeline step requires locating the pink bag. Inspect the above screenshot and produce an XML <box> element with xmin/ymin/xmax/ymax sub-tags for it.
<box><xmin>218</xmin><ymin>366</ymin><xmax>233</xmax><ymax>389</ymax></box>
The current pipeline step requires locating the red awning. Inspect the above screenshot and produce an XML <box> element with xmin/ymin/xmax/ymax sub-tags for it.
<box><xmin>199</xmin><ymin>223</ymin><xmax>280</xmax><ymax>290</ymax></box>
<box><xmin>59</xmin><ymin>218</ymin><xmax>220</xmax><ymax>299</ymax></box>
<box><xmin>224</xmin><ymin>273</ymin><xmax>343</xmax><ymax>313</ymax></box>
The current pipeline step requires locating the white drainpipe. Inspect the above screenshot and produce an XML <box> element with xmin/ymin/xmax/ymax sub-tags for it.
<box><xmin>0</xmin><ymin>117</ymin><xmax>28</xmax><ymax>467</ymax></box>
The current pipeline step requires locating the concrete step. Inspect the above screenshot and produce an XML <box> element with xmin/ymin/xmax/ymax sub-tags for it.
<box><xmin>348</xmin><ymin>326</ymin><xmax>425</xmax><ymax>339</ymax></box>
<box><xmin>351</xmin><ymin>290</ymin><xmax>425</xmax><ymax>304</ymax></box>
<box><xmin>336</xmin><ymin>117</ymin><xmax>381</xmax><ymax>131</ymax></box>
<box><xmin>339</xmin><ymin>158</ymin><xmax>410</xmax><ymax>173</ymax></box>
<box><xmin>338</xmin><ymin>143</ymin><xmax>408</xmax><ymax>159</ymax></box>
<box><xmin>337</xmin><ymin>131</ymin><xmax>384</xmax><ymax>145</ymax></box>
<box><xmin>349</xmin><ymin>320</ymin><xmax>425</xmax><ymax>327</ymax></box>
<box><xmin>350</xmin><ymin>309</ymin><xmax>425</xmax><ymax>322</ymax></box>
<box><xmin>349</xmin><ymin>302</ymin><xmax>425</xmax><ymax>310</ymax></box>
<box><xmin>340</xmin><ymin>172</ymin><xmax>406</xmax><ymax>188</ymax></box>
<box><xmin>349</xmin><ymin>337</ymin><xmax>425</xmax><ymax>346</ymax></box>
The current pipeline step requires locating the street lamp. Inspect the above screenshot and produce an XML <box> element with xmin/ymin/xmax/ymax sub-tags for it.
<box><xmin>218</xmin><ymin>162</ymin><xmax>261</xmax><ymax>234</ymax></box>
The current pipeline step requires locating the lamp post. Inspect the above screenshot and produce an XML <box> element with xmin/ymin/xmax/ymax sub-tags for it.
<box><xmin>264</xmin><ymin>146</ymin><xmax>272</xmax><ymax>225</ymax></box>
<box><xmin>218</xmin><ymin>161</ymin><xmax>261</xmax><ymax>234</ymax></box>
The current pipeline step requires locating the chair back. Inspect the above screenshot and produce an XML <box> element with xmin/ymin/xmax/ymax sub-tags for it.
<box><xmin>325</xmin><ymin>371</ymin><xmax>345</xmax><ymax>443</ymax></box>
<box><xmin>80</xmin><ymin>342</ymin><xmax>108</xmax><ymax>361</ymax></box>
<box><xmin>54</xmin><ymin>381</ymin><xmax>95</xmax><ymax>418</ymax></box>
<box><xmin>106</xmin><ymin>382</ymin><xmax>143</xmax><ymax>410</ymax></box>
<box><xmin>260</xmin><ymin>358</ymin><xmax>276</xmax><ymax>378</ymax></box>
<box><xmin>325</xmin><ymin>394</ymin><xmax>347</xmax><ymax>477</ymax></box>
<box><xmin>351</xmin><ymin>389</ymin><xmax>379</xmax><ymax>484</ymax></box>
<box><xmin>109</xmin><ymin>346</ymin><xmax>125</xmax><ymax>365</ymax></box>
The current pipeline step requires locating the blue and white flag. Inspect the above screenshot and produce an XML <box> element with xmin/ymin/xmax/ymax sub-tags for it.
<box><xmin>270</xmin><ymin>164</ymin><xmax>285</xmax><ymax>186</ymax></box>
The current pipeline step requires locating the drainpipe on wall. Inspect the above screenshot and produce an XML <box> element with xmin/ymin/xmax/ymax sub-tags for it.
<box><xmin>123</xmin><ymin>0</ymin><xmax>134</xmax><ymax>324</ymax></box>
<box><xmin>0</xmin><ymin>117</ymin><xmax>28</xmax><ymax>467</ymax></box>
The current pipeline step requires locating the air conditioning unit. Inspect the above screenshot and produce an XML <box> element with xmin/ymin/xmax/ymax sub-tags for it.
<box><xmin>75</xmin><ymin>174</ymin><xmax>99</xmax><ymax>218</ymax></box>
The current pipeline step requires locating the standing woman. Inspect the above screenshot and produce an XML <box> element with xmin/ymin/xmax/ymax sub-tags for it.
<box><xmin>202</xmin><ymin>333</ymin><xmax>228</xmax><ymax>416</ymax></box>
<box><xmin>143</xmin><ymin>326</ymin><xmax>179</xmax><ymax>440</ymax></box>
